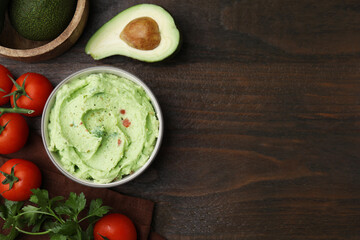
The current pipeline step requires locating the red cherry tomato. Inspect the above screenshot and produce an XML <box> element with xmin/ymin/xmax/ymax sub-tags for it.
<box><xmin>0</xmin><ymin>159</ymin><xmax>41</xmax><ymax>201</ymax></box>
<box><xmin>94</xmin><ymin>213</ymin><xmax>137</xmax><ymax>240</ymax></box>
<box><xmin>0</xmin><ymin>113</ymin><xmax>29</xmax><ymax>154</ymax></box>
<box><xmin>10</xmin><ymin>72</ymin><xmax>53</xmax><ymax>117</ymax></box>
<box><xmin>0</xmin><ymin>65</ymin><xmax>13</xmax><ymax>106</ymax></box>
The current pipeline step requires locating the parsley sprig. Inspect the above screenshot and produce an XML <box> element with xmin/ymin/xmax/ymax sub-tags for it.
<box><xmin>0</xmin><ymin>189</ymin><xmax>111</xmax><ymax>240</ymax></box>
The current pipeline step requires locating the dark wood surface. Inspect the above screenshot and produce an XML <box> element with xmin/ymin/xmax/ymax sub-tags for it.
<box><xmin>1</xmin><ymin>0</ymin><xmax>360</xmax><ymax>239</ymax></box>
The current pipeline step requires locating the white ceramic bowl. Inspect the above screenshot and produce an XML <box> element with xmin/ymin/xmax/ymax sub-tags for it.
<box><xmin>41</xmin><ymin>66</ymin><xmax>163</xmax><ymax>188</ymax></box>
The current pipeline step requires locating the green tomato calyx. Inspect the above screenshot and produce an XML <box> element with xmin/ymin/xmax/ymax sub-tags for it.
<box><xmin>0</xmin><ymin>164</ymin><xmax>19</xmax><ymax>192</ymax></box>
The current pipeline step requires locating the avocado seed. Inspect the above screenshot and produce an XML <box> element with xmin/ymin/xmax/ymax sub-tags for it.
<box><xmin>120</xmin><ymin>17</ymin><xmax>161</xmax><ymax>50</ymax></box>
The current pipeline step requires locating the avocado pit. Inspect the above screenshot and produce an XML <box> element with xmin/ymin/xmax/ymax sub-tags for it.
<box><xmin>120</xmin><ymin>17</ymin><xmax>161</xmax><ymax>50</ymax></box>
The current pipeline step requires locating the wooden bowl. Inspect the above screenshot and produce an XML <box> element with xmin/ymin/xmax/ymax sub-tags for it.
<box><xmin>0</xmin><ymin>0</ymin><xmax>89</xmax><ymax>62</ymax></box>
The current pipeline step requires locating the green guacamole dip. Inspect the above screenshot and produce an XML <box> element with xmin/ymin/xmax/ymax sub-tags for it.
<box><xmin>48</xmin><ymin>73</ymin><xmax>159</xmax><ymax>183</ymax></box>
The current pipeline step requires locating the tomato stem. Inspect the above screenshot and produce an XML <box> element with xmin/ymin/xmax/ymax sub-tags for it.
<box><xmin>0</xmin><ymin>120</ymin><xmax>10</xmax><ymax>135</ymax></box>
<box><xmin>0</xmin><ymin>75</ymin><xmax>35</xmax><ymax>115</ymax></box>
<box><xmin>5</xmin><ymin>75</ymin><xmax>32</xmax><ymax>101</ymax></box>
<box><xmin>0</xmin><ymin>106</ymin><xmax>34</xmax><ymax>115</ymax></box>
<box><xmin>99</xmin><ymin>234</ymin><xmax>110</xmax><ymax>240</ymax></box>
<box><xmin>0</xmin><ymin>107</ymin><xmax>35</xmax><ymax>114</ymax></box>
<box><xmin>0</xmin><ymin>165</ymin><xmax>19</xmax><ymax>191</ymax></box>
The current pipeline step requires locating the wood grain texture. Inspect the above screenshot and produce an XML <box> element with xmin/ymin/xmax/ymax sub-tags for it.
<box><xmin>1</xmin><ymin>0</ymin><xmax>360</xmax><ymax>239</ymax></box>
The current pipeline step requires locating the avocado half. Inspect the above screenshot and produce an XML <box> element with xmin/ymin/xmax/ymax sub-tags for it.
<box><xmin>85</xmin><ymin>4</ymin><xmax>180</xmax><ymax>62</ymax></box>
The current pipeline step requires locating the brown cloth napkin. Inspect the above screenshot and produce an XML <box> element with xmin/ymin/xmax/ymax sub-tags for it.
<box><xmin>0</xmin><ymin>132</ymin><xmax>165</xmax><ymax>240</ymax></box>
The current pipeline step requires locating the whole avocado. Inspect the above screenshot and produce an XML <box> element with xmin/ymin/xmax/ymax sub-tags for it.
<box><xmin>0</xmin><ymin>0</ymin><xmax>10</xmax><ymax>34</ymax></box>
<box><xmin>9</xmin><ymin>0</ymin><xmax>77</xmax><ymax>41</ymax></box>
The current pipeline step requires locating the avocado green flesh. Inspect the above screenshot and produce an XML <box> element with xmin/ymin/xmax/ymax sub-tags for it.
<box><xmin>9</xmin><ymin>0</ymin><xmax>77</xmax><ymax>41</ymax></box>
<box><xmin>85</xmin><ymin>4</ymin><xmax>180</xmax><ymax>62</ymax></box>
<box><xmin>48</xmin><ymin>73</ymin><xmax>159</xmax><ymax>183</ymax></box>
<box><xmin>0</xmin><ymin>0</ymin><xmax>10</xmax><ymax>33</ymax></box>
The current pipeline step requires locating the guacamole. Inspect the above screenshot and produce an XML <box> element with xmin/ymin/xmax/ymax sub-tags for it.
<box><xmin>47</xmin><ymin>73</ymin><xmax>159</xmax><ymax>183</ymax></box>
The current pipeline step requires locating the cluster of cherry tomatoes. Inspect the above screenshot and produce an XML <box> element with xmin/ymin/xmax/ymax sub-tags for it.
<box><xmin>0</xmin><ymin>64</ymin><xmax>53</xmax><ymax>154</ymax></box>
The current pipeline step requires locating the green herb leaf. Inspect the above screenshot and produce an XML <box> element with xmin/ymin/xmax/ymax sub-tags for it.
<box><xmin>4</xmin><ymin>200</ymin><xmax>23</xmax><ymax>217</ymax></box>
<box><xmin>76</xmin><ymin>228</ymin><xmax>82</xmax><ymax>240</ymax></box>
<box><xmin>30</xmin><ymin>189</ymin><xmax>49</xmax><ymax>211</ymax></box>
<box><xmin>49</xmin><ymin>233</ymin><xmax>67</xmax><ymax>240</ymax></box>
<box><xmin>43</xmin><ymin>220</ymin><xmax>57</xmax><ymax>231</ymax></box>
<box><xmin>54</xmin><ymin>205</ymin><xmax>73</xmax><ymax>217</ymax></box>
<box><xmin>50</xmin><ymin>220</ymin><xmax>78</xmax><ymax>236</ymax></box>
<box><xmin>3</xmin><ymin>218</ymin><xmax>15</xmax><ymax>230</ymax></box>
<box><xmin>64</xmin><ymin>192</ymin><xmax>86</xmax><ymax>218</ymax></box>
<box><xmin>32</xmin><ymin>216</ymin><xmax>49</xmax><ymax>232</ymax></box>
<box><xmin>49</xmin><ymin>196</ymin><xmax>64</xmax><ymax>208</ymax></box>
<box><xmin>89</xmin><ymin>199</ymin><xmax>111</xmax><ymax>217</ymax></box>
<box><xmin>22</xmin><ymin>205</ymin><xmax>41</xmax><ymax>226</ymax></box>
<box><xmin>0</xmin><ymin>226</ymin><xmax>19</xmax><ymax>240</ymax></box>
<box><xmin>3</xmin><ymin>200</ymin><xmax>24</xmax><ymax>229</ymax></box>
<box><xmin>83</xmin><ymin>222</ymin><xmax>95</xmax><ymax>240</ymax></box>
<box><xmin>0</xmin><ymin>204</ymin><xmax>7</xmax><ymax>220</ymax></box>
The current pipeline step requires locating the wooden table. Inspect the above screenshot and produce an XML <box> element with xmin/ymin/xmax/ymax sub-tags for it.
<box><xmin>2</xmin><ymin>0</ymin><xmax>360</xmax><ymax>239</ymax></box>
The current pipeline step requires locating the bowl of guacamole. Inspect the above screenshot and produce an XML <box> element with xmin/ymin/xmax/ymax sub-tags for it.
<box><xmin>41</xmin><ymin>66</ymin><xmax>163</xmax><ymax>187</ymax></box>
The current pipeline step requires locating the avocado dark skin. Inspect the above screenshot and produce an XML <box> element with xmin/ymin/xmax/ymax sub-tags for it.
<box><xmin>0</xmin><ymin>0</ymin><xmax>10</xmax><ymax>33</ymax></box>
<box><xmin>9</xmin><ymin>0</ymin><xmax>77</xmax><ymax>41</ymax></box>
